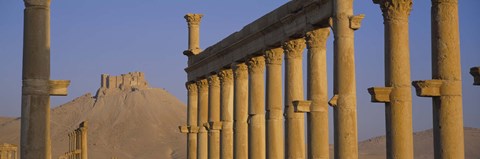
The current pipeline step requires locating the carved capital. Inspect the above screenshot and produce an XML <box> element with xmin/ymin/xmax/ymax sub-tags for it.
<box><xmin>219</xmin><ymin>69</ymin><xmax>234</xmax><ymax>85</ymax></box>
<box><xmin>184</xmin><ymin>14</ymin><xmax>203</xmax><ymax>26</ymax></box>
<box><xmin>186</xmin><ymin>82</ymin><xmax>198</xmax><ymax>93</ymax></box>
<box><xmin>283</xmin><ymin>38</ymin><xmax>306</xmax><ymax>59</ymax></box>
<box><xmin>265</xmin><ymin>48</ymin><xmax>283</xmax><ymax>65</ymax></box>
<box><xmin>247</xmin><ymin>56</ymin><xmax>266</xmax><ymax>74</ymax></box>
<box><xmin>233</xmin><ymin>62</ymin><xmax>248</xmax><ymax>79</ymax></box>
<box><xmin>305</xmin><ymin>28</ymin><xmax>330</xmax><ymax>49</ymax></box>
<box><xmin>208</xmin><ymin>74</ymin><xmax>220</xmax><ymax>88</ymax></box>
<box><xmin>373</xmin><ymin>0</ymin><xmax>412</xmax><ymax>21</ymax></box>
<box><xmin>24</xmin><ymin>0</ymin><xmax>50</xmax><ymax>7</ymax></box>
<box><xmin>196</xmin><ymin>79</ymin><xmax>209</xmax><ymax>90</ymax></box>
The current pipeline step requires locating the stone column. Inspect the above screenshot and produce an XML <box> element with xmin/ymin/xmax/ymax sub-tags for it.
<box><xmin>219</xmin><ymin>69</ymin><xmax>234</xmax><ymax>159</ymax></box>
<box><xmin>184</xmin><ymin>14</ymin><xmax>203</xmax><ymax>55</ymax></box>
<box><xmin>196</xmin><ymin>79</ymin><xmax>209</xmax><ymax>159</ymax></box>
<box><xmin>283</xmin><ymin>38</ymin><xmax>306</xmax><ymax>159</ymax></box>
<box><xmin>368</xmin><ymin>1</ymin><xmax>414</xmax><ymax>159</ymax></box>
<box><xmin>186</xmin><ymin>82</ymin><xmax>199</xmax><ymax>159</ymax></box>
<box><xmin>265</xmin><ymin>48</ymin><xmax>284</xmax><ymax>159</ymax></box>
<box><xmin>247</xmin><ymin>56</ymin><xmax>266</xmax><ymax>159</ymax></box>
<box><xmin>21</xmin><ymin>0</ymin><xmax>52</xmax><ymax>158</ymax></box>
<box><xmin>305</xmin><ymin>27</ymin><xmax>330</xmax><ymax>159</ymax></box>
<box><xmin>331</xmin><ymin>0</ymin><xmax>363</xmax><ymax>158</ymax></box>
<box><xmin>80</xmin><ymin>122</ymin><xmax>88</xmax><ymax>159</ymax></box>
<box><xmin>412</xmin><ymin>0</ymin><xmax>464</xmax><ymax>158</ymax></box>
<box><xmin>233</xmin><ymin>63</ymin><xmax>249</xmax><ymax>159</ymax></box>
<box><xmin>471</xmin><ymin>67</ymin><xmax>480</xmax><ymax>86</ymax></box>
<box><xmin>207</xmin><ymin>74</ymin><xmax>221</xmax><ymax>159</ymax></box>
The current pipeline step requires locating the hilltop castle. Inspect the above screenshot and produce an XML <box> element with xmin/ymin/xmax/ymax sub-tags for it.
<box><xmin>96</xmin><ymin>72</ymin><xmax>149</xmax><ymax>97</ymax></box>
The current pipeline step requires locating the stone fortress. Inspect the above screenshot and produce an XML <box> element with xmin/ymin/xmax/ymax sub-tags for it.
<box><xmin>96</xmin><ymin>72</ymin><xmax>149</xmax><ymax>97</ymax></box>
<box><xmin>100</xmin><ymin>72</ymin><xmax>149</xmax><ymax>91</ymax></box>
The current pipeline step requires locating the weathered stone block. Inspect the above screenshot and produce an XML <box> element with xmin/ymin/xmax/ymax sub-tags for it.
<box><xmin>293</xmin><ymin>100</ymin><xmax>311</xmax><ymax>113</ymax></box>
<box><xmin>367</xmin><ymin>87</ymin><xmax>392</xmax><ymax>103</ymax></box>
<box><xmin>328</xmin><ymin>94</ymin><xmax>339</xmax><ymax>107</ymax></box>
<box><xmin>49</xmin><ymin>80</ymin><xmax>70</xmax><ymax>96</ymax></box>
<box><xmin>412</xmin><ymin>80</ymin><xmax>443</xmax><ymax>97</ymax></box>
<box><xmin>470</xmin><ymin>67</ymin><xmax>480</xmax><ymax>86</ymax></box>
<box><xmin>208</xmin><ymin>121</ymin><xmax>223</xmax><ymax>130</ymax></box>
<box><xmin>179</xmin><ymin>125</ymin><xmax>189</xmax><ymax>134</ymax></box>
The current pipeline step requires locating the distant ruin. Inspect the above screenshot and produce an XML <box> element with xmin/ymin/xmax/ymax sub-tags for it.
<box><xmin>0</xmin><ymin>143</ymin><xmax>17</xmax><ymax>159</ymax></box>
<box><xmin>58</xmin><ymin>121</ymin><xmax>88</xmax><ymax>159</ymax></box>
<box><xmin>101</xmin><ymin>72</ymin><xmax>149</xmax><ymax>90</ymax></box>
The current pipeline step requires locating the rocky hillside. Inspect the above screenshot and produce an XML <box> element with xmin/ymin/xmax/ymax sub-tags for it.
<box><xmin>0</xmin><ymin>87</ymin><xmax>187</xmax><ymax>159</ymax></box>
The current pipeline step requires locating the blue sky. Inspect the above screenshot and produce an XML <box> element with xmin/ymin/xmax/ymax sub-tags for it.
<box><xmin>1</xmin><ymin>0</ymin><xmax>479</xmax><ymax>141</ymax></box>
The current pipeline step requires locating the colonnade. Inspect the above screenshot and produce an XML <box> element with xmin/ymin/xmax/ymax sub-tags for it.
<box><xmin>180</xmin><ymin>0</ymin><xmax>362</xmax><ymax>157</ymax></box>
<box><xmin>59</xmin><ymin>121</ymin><xmax>88</xmax><ymax>159</ymax></box>
<box><xmin>181</xmin><ymin>0</ymin><xmax>468</xmax><ymax>159</ymax></box>
<box><xmin>0</xmin><ymin>143</ymin><xmax>18</xmax><ymax>159</ymax></box>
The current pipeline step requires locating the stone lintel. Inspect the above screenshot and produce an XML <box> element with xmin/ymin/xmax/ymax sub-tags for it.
<box><xmin>208</xmin><ymin>121</ymin><xmax>222</xmax><ymax>130</ymax></box>
<box><xmin>349</xmin><ymin>14</ymin><xmax>365</xmax><ymax>30</ymax></box>
<box><xmin>412</xmin><ymin>80</ymin><xmax>443</xmax><ymax>97</ymax></box>
<box><xmin>367</xmin><ymin>87</ymin><xmax>392</xmax><ymax>103</ymax></box>
<box><xmin>293</xmin><ymin>100</ymin><xmax>311</xmax><ymax>113</ymax></box>
<box><xmin>185</xmin><ymin>0</ymin><xmax>333</xmax><ymax>81</ymax></box>
<box><xmin>49</xmin><ymin>80</ymin><xmax>70</xmax><ymax>96</ymax></box>
<box><xmin>470</xmin><ymin>67</ymin><xmax>480</xmax><ymax>86</ymax></box>
<box><xmin>179</xmin><ymin>125</ymin><xmax>189</xmax><ymax>134</ymax></box>
<box><xmin>328</xmin><ymin>94</ymin><xmax>339</xmax><ymax>107</ymax></box>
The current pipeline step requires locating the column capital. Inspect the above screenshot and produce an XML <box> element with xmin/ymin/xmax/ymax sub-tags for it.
<box><xmin>305</xmin><ymin>28</ymin><xmax>330</xmax><ymax>49</ymax></box>
<box><xmin>208</xmin><ymin>74</ymin><xmax>220</xmax><ymax>88</ymax></box>
<box><xmin>247</xmin><ymin>56</ymin><xmax>266</xmax><ymax>74</ymax></box>
<box><xmin>233</xmin><ymin>62</ymin><xmax>248</xmax><ymax>79</ymax></box>
<box><xmin>184</xmin><ymin>13</ymin><xmax>203</xmax><ymax>26</ymax></box>
<box><xmin>24</xmin><ymin>0</ymin><xmax>50</xmax><ymax>7</ymax></box>
<box><xmin>283</xmin><ymin>38</ymin><xmax>306</xmax><ymax>59</ymax></box>
<box><xmin>186</xmin><ymin>82</ymin><xmax>198</xmax><ymax>93</ymax></box>
<box><xmin>219</xmin><ymin>69</ymin><xmax>234</xmax><ymax>85</ymax></box>
<box><xmin>265</xmin><ymin>48</ymin><xmax>283</xmax><ymax>65</ymax></box>
<box><xmin>196</xmin><ymin>79</ymin><xmax>209</xmax><ymax>90</ymax></box>
<box><xmin>373</xmin><ymin>0</ymin><xmax>412</xmax><ymax>21</ymax></box>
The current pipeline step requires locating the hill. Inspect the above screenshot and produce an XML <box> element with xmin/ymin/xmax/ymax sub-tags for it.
<box><xmin>0</xmin><ymin>87</ymin><xmax>187</xmax><ymax>159</ymax></box>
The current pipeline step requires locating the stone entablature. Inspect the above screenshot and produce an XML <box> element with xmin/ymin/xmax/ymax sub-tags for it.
<box><xmin>101</xmin><ymin>72</ymin><xmax>149</xmax><ymax>90</ymax></box>
<box><xmin>184</xmin><ymin>0</ymin><xmax>332</xmax><ymax>81</ymax></box>
<box><xmin>0</xmin><ymin>143</ymin><xmax>18</xmax><ymax>159</ymax></box>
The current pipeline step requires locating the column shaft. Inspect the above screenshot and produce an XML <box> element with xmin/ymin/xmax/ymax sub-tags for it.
<box><xmin>233</xmin><ymin>63</ymin><xmax>249</xmax><ymax>159</ymax></box>
<box><xmin>208</xmin><ymin>75</ymin><xmax>221</xmax><ymax>159</ymax></box>
<box><xmin>431</xmin><ymin>0</ymin><xmax>464</xmax><ymax>158</ymax></box>
<box><xmin>265</xmin><ymin>48</ymin><xmax>284</xmax><ymax>159</ymax></box>
<box><xmin>283</xmin><ymin>38</ymin><xmax>306</xmax><ymax>159</ymax></box>
<box><xmin>333</xmin><ymin>0</ymin><xmax>359</xmax><ymax>158</ymax></box>
<box><xmin>306</xmin><ymin>28</ymin><xmax>330</xmax><ymax>159</ymax></box>
<box><xmin>248</xmin><ymin>56</ymin><xmax>266</xmax><ymax>159</ymax></box>
<box><xmin>219</xmin><ymin>69</ymin><xmax>234</xmax><ymax>159</ymax></box>
<box><xmin>81</xmin><ymin>127</ymin><xmax>87</xmax><ymax>159</ymax></box>
<box><xmin>187</xmin><ymin>82</ymin><xmax>198</xmax><ymax>159</ymax></box>
<box><xmin>21</xmin><ymin>0</ymin><xmax>52</xmax><ymax>159</ymax></box>
<box><xmin>184</xmin><ymin>14</ymin><xmax>203</xmax><ymax>53</ymax></box>
<box><xmin>374</xmin><ymin>0</ymin><xmax>414</xmax><ymax>158</ymax></box>
<box><xmin>196</xmin><ymin>79</ymin><xmax>209</xmax><ymax>159</ymax></box>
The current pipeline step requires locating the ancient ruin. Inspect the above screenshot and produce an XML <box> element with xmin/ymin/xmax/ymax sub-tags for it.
<box><xmin>58</xmin><ymin>121</ymin><xmax>88</xmax><ymax>159</ymax></box>
<box><xmin>100</xmin><ymin>72</ymin><xmax>148</xmax><ymax>90</ymax></box>
<box><xmin>0</xmin><ymin>143</ymin><xmax>17</xmax><ymax>159</ymax></box>
<box><xmin>180</xmin><ymin>0</ymin><xmax>467</xmax><ymax>159</ymax></box>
